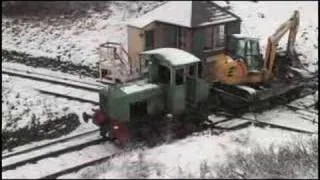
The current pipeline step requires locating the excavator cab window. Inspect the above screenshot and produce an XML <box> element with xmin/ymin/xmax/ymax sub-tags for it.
<box><xmin>235</xmin><ymin>39</ymin><xmax>246</xmax><ymax>59</ymax></box>
<box><xmin>245</xmin><ymin>40</ymin><xmax>263</xmax><ymax>71</ymax></box>
<box><xmin>227</xmin><ymin>35</ymin><xmax>264</xmax><ymax>71</ymax></box>
<box><xmin>226</xmin><ymin>36</ymin><xmax>246</xmax><ymax>60</ymax></box>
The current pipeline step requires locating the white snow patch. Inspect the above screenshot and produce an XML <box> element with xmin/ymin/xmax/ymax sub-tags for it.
<box><xmin>121</xmin><ymin>83</ymin><xmax>159</xmax><ymax>94</ymax></box>
<box><xmin>141</xmin><ymin>48</ymin><xmax>200</xmax><ymax>66</ymax></box>
<box><xmin>128</xmin><ymin>1</ymin><xmax>192</xmax><ymax>28</ymax></box>
<box><xmin>236</xmin><ymin>85</ymin><xmax>257</xmax><ymax>95</ymax></box>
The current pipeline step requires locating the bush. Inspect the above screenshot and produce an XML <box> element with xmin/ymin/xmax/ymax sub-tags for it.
<box><xmin>214</xmin><ymin>137</ymin><xmax>318</xmax><ymax>179</ymax></box>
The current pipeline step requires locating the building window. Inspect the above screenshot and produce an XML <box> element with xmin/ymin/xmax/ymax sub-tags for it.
<box><xmin>177</xmin><ymin>27</ymin><xmax>186</xmax><ymax>49</ymax></box>
<box><xmin>204</xmin><ymin>27</ymin><xmax>213</xmax><ymax>50</ymax></box>
<box><xmin>203</xmin><ymin>24</ymin><xmax>226</xmax><ymax>50</ymax></box>
<box><xmin>171</xmin><ymin>27</ymin><xmax>186</xmax><ymax>49</ymax></box>
<box><xmin>145</xmin><ymin>30</ymin><xmax>154</xmax><ymax>50</ymax></box>
<box><xmin>214</xmin><ymin>24</ymin><xmax>225</xmax><ymax>49</ymax></box>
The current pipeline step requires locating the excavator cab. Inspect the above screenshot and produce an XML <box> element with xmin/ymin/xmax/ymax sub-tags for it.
<box><xmin>227</xmin><ymin>34</ymin><xmax>264</xmax><ymax>71</ymax></box>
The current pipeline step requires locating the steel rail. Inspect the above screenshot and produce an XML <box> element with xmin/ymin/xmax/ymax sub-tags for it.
<box><xmin>39</xmin><ymin>151</ymin><xmax>124</xmax><ymax>179</ymax></box>
<box><xmin>2</xmin><ymin>137</ymin><xmax>109</xmax><ymax>172</ymax></box>
<box><xmin>2</xmin><ymin>67</ymin><xmax>103</xmax><ymax>92</ymax></box>
<box><xmin>2</xmin><ymin>129</ymin><xmax>99</xmax><ymax>159</ymax></box>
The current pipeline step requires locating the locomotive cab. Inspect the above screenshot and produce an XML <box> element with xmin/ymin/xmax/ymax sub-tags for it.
<box><xmin>84</xmin><ymin>48</ymin><xmax>210</xmax><ymax>143</ymax></box>
<box><xmin>141</xmin><ymin>48</ymin><xmax>210</xmax><ymax>115</ymax></box>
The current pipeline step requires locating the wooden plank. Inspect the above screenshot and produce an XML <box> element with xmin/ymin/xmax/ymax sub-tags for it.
<box><xmin>207</xmin><ymin>114</ymin><xmax>230</xmax><ymax>124</ymax></box>
<box><xmin>254</xmin><ymin>116</ymin><xmax>317</xmax><ymax>133</ymax></box>
<box><xmin>214</xmin><ymin>118</ymin><xmax>251</xmax><ymax>129</ymax></box>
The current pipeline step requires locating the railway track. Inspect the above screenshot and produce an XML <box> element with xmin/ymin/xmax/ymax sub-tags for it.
<box><xmin>2</xmin><ymin>129</ymin><xmax>99</xmax><ymax>159</ymax></box>
<box><xmin>37</xmin><ymin>110</ymin><xmax>317</xmax><ymax>179</ymax></box>
<box><xmin>2</xmin><ymin>129</ymin><xmax>104</xmax><ymax>171</ymax></box>
<box><xmin>2</xmin><ymin>66</ymin><xmax>104</xmax><ymax>92</ymax></box>
<box><xmin>40</xmin><ymin>150</ymin><xmax>125</xmax><ymax>179</ymax></box>
<box><xmin>2</xmin><ymin>104</ymin><xmax>316</xmax><ymax>179</ymax></box>
<box><xmin>2</xmin><ymin>66</ymin><xmax>103</xmax><ymax>104</ymax></box>
<box><xmin>2</xmin><ymin>142</ymin><xmax>120</xmax><ymax>179</ymax></box>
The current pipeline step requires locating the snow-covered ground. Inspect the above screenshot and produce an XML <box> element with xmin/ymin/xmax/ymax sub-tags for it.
<box><xmin>2</xmin><ymin>71</ymin><xmax>98</xmax><ymax>152</ymax></box>
<box><xmin>60</xmin><ymin>125</ymin><xmax>317</xmax><ymax>179</ymax></box>
<box><xmin>2</xmin><ymin>74</ymin><xmax>96</xmax><ymax>131</ymax></box>
<box><xmin>3</xmin><ymin>141</ymin><xmax>118</xmax><ymax>179</ymax></box>
<box><xmin>2</xmin><ymin>1</ymin><xmax>318</xmax><ymax>72</ymax></box>
<box><xmin>2</xmin><ymin>1</ymin><xmax>318</xmax><ymax>178</ymax></box>
<box><xmin>2</xmin><ymin>1</ymin><xmax>163</xmax><ymax>67</ymax></box>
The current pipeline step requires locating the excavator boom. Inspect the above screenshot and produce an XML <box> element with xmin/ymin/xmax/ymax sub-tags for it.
<box><xmin>263</xmin><ymin>10</ymin><xmax>300</xmax><ymax>80</ymax></box>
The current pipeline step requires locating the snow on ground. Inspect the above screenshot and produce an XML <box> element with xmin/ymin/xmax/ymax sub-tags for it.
<box><xmin>2</xmin><ymin>1</ymin><xmax>317</xmax><ymax>72</ymax></box>
<box><xmin>2</xmin><ymin>74</ymin><xmax>95</xmax><ymax>131</ymax></box>
<box><xmin>1</xmin><ymin>72</ymin><xmax>99</xmax><ymax>152</ymax></box>
<box><xmin>2</xmin><ymin>1</ymin><xmax>318</xmax><ymax>178</ymax></box>
<box><xmin>2</xmin><ymin>1</ymin><xmax>163</xmax><ymax>67</ymax></box>
<box><xmin>3</xmin><ymin>141</ymin><xmax>118</xmax><ymax>179</ymax></box>
<box><xmin>61</xmin><ymin>124</ymin><xmax>316</xmax><ymax>179</ymax></box>
<box><xmin>60</xmin><ymin>93</ymin><xmax>317</xmax><ymax>179</ymax></box>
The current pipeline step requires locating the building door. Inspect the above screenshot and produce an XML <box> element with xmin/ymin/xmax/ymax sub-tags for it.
<box><xmin>145</xmin><ymin>30</ymin><xmax>154</xmax><ymax>50</ymax></box>
<box><xmin>192</xmin><ymin>29</ymin><xmax>206</xmax><ymax>56</ymax></box>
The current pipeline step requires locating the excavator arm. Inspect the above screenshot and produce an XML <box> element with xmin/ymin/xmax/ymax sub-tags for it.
<box><xmin>263</xmin><ymin>10</ymin><xmax>300</xmax><ymax>81</ymax></box>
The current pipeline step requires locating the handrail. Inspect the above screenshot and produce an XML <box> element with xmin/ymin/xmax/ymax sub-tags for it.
<box><xmin>99</xmin><ymin>41</ymin><xmax>132</xmax><ymax>74</ymax></box>
<box><xmin>97</xmin><ymin>41</ymin><xmax>137</xmax><ymax>80</ymax></box>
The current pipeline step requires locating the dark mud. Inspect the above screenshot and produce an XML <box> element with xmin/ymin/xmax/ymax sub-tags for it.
<box><xmin>2</xmin><ymin>49</ymin><xmax>98</xmax><ymax>78</ymax></box>
<box><xmin>2</xmin><ymin>113</ymin><xmax>81</xmax><ymax>152</ymax></box>
<box><xmin>2</xmin><ymin>1</ymin><xmax>110</xmax><ymax>20</ymax></box>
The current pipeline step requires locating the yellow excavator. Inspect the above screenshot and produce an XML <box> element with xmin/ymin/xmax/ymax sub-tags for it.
<box><xmin>208</xmin><ymin>10</ymin><xmax>314</xmax><ymax>109</ymax></box>
<box><xmin>212</xmin><ymin>10</ymin><xmax>300</xmax><ymax>85</ymax></box>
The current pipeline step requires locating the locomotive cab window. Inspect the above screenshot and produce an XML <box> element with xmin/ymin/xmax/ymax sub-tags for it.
<box><xmin>158</xmin><ymin>64</ymin><xmax>171</xmax><ymax>84</ymax></box>
<box><xmin>198</xmin><ymin>62</ymin><xmax>203</xmax><ymax>78</ymax></box>
<box><xmin>189</xmin><ymin>64</ymin><xmax>196</xmax><ymax>77</ymax></box>
<box><xmin>175</xmin><ymin>68</ymin><xmax>184</xmax><ymax>85</ymax></box>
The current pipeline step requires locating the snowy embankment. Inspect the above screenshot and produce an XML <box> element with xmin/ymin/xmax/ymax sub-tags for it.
<box><xmin>2</xmin><ymin>1</ymin><xmax>163</xmax><ymax>67</ymax></box>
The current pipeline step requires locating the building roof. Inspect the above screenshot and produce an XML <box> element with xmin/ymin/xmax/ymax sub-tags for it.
<box><xmin>128</xmin><ymin>1</ymin><xmax>241</xmax><ymax>29</ymax></box>
<box><xmin>140</xmin><ymin>48</ymin><xmax>200</xmax><ymax>66</ymax></box>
